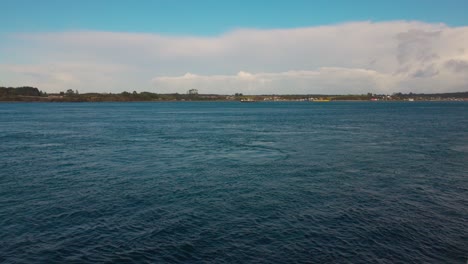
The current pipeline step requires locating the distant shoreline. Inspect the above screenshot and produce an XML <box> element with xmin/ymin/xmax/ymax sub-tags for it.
<box><xmin>1</xmin><ymin>87</ymin><xmax>467</xmax><ymax>102</ymax></box>
<box><xmin>2</xmin><ymin>98</ymin><xmax>467</xmax><ymax>103</ymax></box>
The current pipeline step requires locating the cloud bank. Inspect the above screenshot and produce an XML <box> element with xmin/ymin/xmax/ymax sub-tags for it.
<box><xmin>1</xmin><ymin>21</ymin><xmax>467</xmax><ymax>94</ymax></box>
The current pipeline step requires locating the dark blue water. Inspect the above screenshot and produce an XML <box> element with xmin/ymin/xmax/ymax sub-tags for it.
<box><xmin>1</xmin><ymin>102</ymin><xmax>467</xmax><ymax>263</ymax></box>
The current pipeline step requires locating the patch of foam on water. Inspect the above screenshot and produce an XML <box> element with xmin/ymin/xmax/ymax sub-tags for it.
<box><xmin>30</xmin><ymin>143</ymin><xmax>64</xmax><ymax>148</ymax></box>
<box><xmin>450</xmin><ymin>145</ymin><xmax>468</xmax><ymax>153</ymax></box>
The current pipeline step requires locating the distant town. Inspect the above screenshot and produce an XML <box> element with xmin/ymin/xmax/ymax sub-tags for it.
<box><xmin>1</xmin><ymin>86</ymin><xmax>467</xmax><ymax>102</ymax></box>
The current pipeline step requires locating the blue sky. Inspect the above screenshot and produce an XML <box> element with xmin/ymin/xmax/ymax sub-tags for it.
<box><xmin>2</xmin><ymin>0</ymin><xmax>467</xmax><ymax>34</ymax></box>
<box><xmin>1</xmin><ymin>0</ymin><xmax>468</xmax><ymax>94</ymax></box>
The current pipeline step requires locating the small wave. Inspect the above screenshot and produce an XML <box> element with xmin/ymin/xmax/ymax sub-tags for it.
<box><xmin>213</xmin><ymin>145</ymin><xmax>288</xmax><ymax>164</ymax></box>
<box><xmin>29</xmin><ymin>143</ymin><xmax>64</xmax><ymax>148</ymax></box>
<box><xmin>450</xmin><ymin>145</ymin><xmax>468</xmax><ymax>153</ymax></box>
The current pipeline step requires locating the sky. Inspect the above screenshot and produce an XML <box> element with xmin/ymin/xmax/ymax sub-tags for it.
<box><xmin>1</xmin><ymin>0</ymin><xmax>468</xmax><ymax>94</ymax></box>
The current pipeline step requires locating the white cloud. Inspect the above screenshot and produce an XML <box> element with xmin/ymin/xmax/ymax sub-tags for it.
<box><xmin>1</xmin><ymin>21</ymin><xmax>467</xmax><ymax>94</ymax></box>
<box><xmin>152</xmin><ymin>68</ymin><xmax>393</xmax><ymax>94</ymax></box>
<box><xmin>0</xmin><ymin>63</ymin><xmax>137</xmax><ymax>92</ymax></box>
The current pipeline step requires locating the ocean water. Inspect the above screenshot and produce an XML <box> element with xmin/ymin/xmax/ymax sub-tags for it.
<box><xmin>0</xmin><ymin>101</ymin><xmax>467</xmax><ymax>263</ymax></box>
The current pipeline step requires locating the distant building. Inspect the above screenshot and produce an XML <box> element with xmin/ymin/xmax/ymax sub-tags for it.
<box><xmin>187</xmin><ymin>89</ymin><xmax>198</xmax><ymax>95</ymax></box>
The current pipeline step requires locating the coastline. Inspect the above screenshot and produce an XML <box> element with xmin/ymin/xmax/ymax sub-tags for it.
<box><xmin>1</xmin><ymin>98</ymin><xmax>467</xmax><ymax>103</ymax></box>
<box><xmin>2</xmin><ymin>87</ymin><xmax>467</xmax><ymax>102</ymax></box>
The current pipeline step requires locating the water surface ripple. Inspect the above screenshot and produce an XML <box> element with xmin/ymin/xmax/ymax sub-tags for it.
<box><xmin>0</xmin><ymin>102</ymin><xmax>467</xmax><ymax>263</ymax></box>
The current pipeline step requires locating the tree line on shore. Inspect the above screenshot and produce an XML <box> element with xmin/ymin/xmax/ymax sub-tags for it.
<box><xmin>1</xmin><ymin>86</ymin><xmax>467</xmax><ymax>102</ymax></box>
<box><xmin>0</xmin><ymin>86</ymin><xmax>45</xmax><ymax>97</ymax></box>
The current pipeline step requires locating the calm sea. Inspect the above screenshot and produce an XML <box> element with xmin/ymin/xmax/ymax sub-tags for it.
<box><xmin>0</xmin><ymin>102</ymin><xmax>467</xmax><ymax>263</ymax></box>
